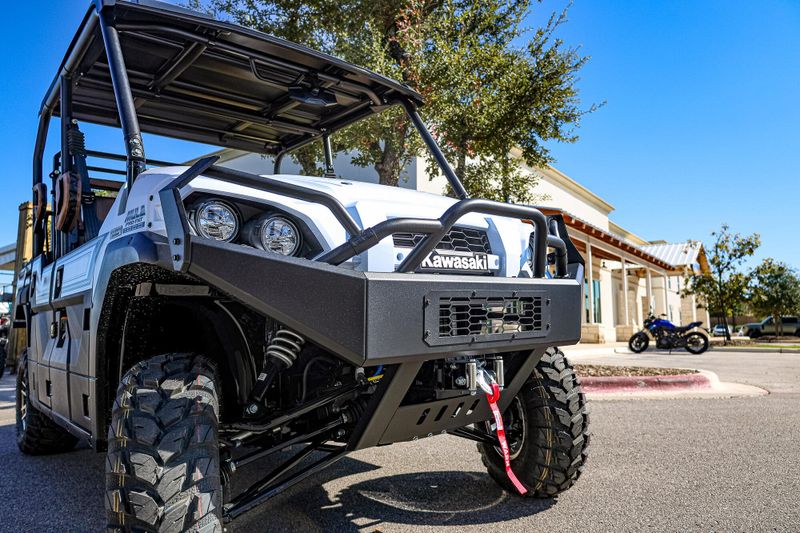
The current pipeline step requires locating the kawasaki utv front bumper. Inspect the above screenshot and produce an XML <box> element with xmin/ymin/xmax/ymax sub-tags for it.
<box><xmin>158</xmin><ymin>158</ymin><xmax>584</xmax><ymax>449</ymax></box>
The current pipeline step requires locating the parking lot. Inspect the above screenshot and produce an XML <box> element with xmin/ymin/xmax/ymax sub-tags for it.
<box><xmin>1</xmin><ymin>349</ymin><xmax>798</xmax><ymax>532</ymax></box>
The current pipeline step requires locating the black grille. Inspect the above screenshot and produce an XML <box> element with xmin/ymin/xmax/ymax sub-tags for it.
<box><xmin>393</xmin><ymin>226</ymin><xmax>491</xmax><ymax>254</ymax></box>
<box><xmin>438</xmin><ymin>296</ymin><xmax>544</xmax><ymax>338</ymax></box>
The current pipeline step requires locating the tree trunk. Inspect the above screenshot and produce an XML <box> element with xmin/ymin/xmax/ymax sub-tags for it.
<box><xmin>294</xmin><ymin>148</ymin><xmax>322</xmax><ymax>176</ymax></box>
<box><xmin>455</xmin><ymin>148</ymin><xmax>467</xmax><ymax>183</ymax></box>
<box><xmin>374</xmin><ymin>138</ymin><xmax>401</xmax><ymax>187</ymax></box>
<box><xmin>722</xmin><ymin>315</ymin><xmax>731</xmax><ymax>344</ymax></box>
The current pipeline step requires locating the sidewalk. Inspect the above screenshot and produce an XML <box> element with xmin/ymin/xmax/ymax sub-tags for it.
<box><xmin>561</xmin><ymin>339</ymin><xmax>800</xmax><ymax>357</ymax></box>
<box><xmin>561</xmin><ymin>342</ymin><xmax>626</xmax><ymax>358</ymax></box>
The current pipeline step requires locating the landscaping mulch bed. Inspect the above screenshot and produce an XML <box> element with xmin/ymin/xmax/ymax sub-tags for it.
<box><xmin>574</xmin><ymin>364</ymin><xmax>698</xmax><ymax>377</ymax></box>
<box><xmin>756</xmin><ymin>336</ymin><xmax>800</xmax><ymax>342</ymax></box>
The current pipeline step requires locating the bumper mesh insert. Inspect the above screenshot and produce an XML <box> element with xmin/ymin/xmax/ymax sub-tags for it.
<box><xmin>438</xmin><ymin>295</ymin><xmax>544</xmax><ymax>338</ymax></box>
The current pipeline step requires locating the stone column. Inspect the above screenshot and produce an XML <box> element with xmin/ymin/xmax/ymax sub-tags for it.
<box><xmin>587</xmin><ymin>242</ymin><xmax>594</xmax><ymax>324</ymax></box>
<box><xmin>621</xmin><ymin>259</ymin><xmax>630</xmax><ymax>326</ymax></box>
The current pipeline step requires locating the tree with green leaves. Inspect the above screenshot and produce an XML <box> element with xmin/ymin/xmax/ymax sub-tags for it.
<box><xmin>750</xmin><ymin>259</ymin><xmax>800</xmax><ymax>337</ymax></box>
<box><xmin>193</xmin><ymin>0</ymin><xmax>596</xmax><ymax>201</ymax></box>
<box><xmin>682</xmin><ymin>224</ymin><xmax>761</xmax><ymax>342</ymax></box>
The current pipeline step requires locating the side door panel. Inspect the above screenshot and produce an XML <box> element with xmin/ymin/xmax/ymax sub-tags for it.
<box><xmin>48</xmin><ymin>237</ymin><xmax>104</xmax><ymax>430</ymax></box>
<box><xmin>29</xmin><ymin>259</ymin><xmax>54</xmax><ymax>409</ymax></box>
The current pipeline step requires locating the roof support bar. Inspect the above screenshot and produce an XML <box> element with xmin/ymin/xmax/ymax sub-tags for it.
<box><xmin>322</xmin><ymin>132</ymin><xmax>335</xmax><ymax>178</ymax></box>
<box><xmin>400</xmin><ymin>100</ymin><xmax>468</xmax><ymax>200</ymax></box>
<box><xmin>34</xmin><ymin>8</ymin><xmax>98</xmax><ymax>188</ymax></box>
<box><xmin>150</xmin><ymin>41</ymin><xmax>208</xmax><ymax>93</ymax></box>
<box><xmin>98</xmin><ymin>7</ymin><xmax>146</xmax><ymax>199</ymax></box>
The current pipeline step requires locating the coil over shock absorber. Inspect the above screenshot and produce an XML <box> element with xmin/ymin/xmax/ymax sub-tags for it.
<box><xmin>245</xmin><ymin>329</ymin><xmax>306</xmax><ymax>417</ymax></box>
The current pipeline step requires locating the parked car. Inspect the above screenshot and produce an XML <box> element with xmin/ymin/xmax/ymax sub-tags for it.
<box><xmin>742</xmin><ymin>316</ymin><xmax>800</xmax><ymax>337</ymax></box>
<box><xmin>711</xmin><ymin>324</ymin><xmax>733</xmax><ymax>337</ymax></box>
<box><xmin>13</xmin><ymin>2</ymin><xmax>589</xmax><ymax>531</ymax></box>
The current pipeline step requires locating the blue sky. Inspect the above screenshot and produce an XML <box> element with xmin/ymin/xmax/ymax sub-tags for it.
<box><xmin>534</xmin><ymin>0</ymin><xmax>800</xmax><ymax>269</ymax></box>
<box><xmin>0</xmin><ymin>0</ymin><xmax>798</xmax><ymax>274</ymax></box>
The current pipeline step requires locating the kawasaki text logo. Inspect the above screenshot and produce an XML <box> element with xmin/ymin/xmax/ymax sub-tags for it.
<box><xmin>421</xmin><ymin>250</ymin><xmax>489</xmax><ymax>271</ymax></box>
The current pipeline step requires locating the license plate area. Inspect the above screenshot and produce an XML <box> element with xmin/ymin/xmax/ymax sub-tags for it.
<box><xmin>424</xmin><ymin>290</ymin><xmax>550</xmax><ymax>346</ymax></box>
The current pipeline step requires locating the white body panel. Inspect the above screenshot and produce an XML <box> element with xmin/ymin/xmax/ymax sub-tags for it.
<box><xmin>91</xmin><ymin>166</ymin><xmax>534</xmax><ymax>287</ymax></box>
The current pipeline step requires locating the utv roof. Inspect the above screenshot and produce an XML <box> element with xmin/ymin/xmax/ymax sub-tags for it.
<box><xmin>43</xmin><ymin>0</ymin><xmax>424</xmax><ymax>155</ymax></box>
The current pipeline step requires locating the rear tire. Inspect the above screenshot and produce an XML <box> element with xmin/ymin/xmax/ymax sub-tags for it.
<box><xmin>684</xmin><ymin>332</ymin><xmax>709</xmax><ymax>354</ymax></box>
<box><xmin>478</xmin><ymin>347</ymin><xmax>590</xmax><ymax>498</ymax></box>
<box><xmin>16</xmin><ymin>350</ymin><xmax>78</xmax><ymax>455</ymax></box>
<box><xmin>105</xmin><ymin>353</ymin><xmax>223</xmax><ymax>533</ymax></box>
<box><xmin>628</xmin><ymin>333</ymin><xmax>649</xmax><ymax>353</ymax></box>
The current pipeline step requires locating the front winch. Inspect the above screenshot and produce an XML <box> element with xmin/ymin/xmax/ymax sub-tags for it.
<box><xmin>433</xmin><ymin>357</ymin><xmax>505</xmax><ymax>400</ymax></box>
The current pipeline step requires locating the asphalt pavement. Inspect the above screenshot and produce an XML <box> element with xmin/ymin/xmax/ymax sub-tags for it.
<box><xmin>1</xmin><ymin>349</ymin><xmax>798</xmax><ymax>532</ymax></box>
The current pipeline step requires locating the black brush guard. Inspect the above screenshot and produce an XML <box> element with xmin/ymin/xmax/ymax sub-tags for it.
<box><xmin>159</xmin><ymin>156</ymin><xmax>583</xmax><ymax>365</ymax></box>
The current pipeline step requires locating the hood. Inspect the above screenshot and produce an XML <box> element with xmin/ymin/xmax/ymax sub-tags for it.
<box><xmin>267</xmin><ymin>174</ymin><xmax>458</xmax><ymax>211</ymax></box>
<box><xmin>127</xmin><ymin>167</ymin><xmax>535</xmax><ymax>276</ymax></box>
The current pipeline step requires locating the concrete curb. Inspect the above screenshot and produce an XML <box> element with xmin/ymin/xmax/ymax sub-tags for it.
<box><xmin>710</xmin><ymin>346</ymin><xmax>800</xmax><ymax>354</ymax></box>
<box><xmin>581</xmin><ymin>372</ymin><xmax>711</xmax><ymax>394</ymax></box>
<box><xmin>580</xmin><ymin>368</ymin><xmax>767</xmax><ymax>400</ymax></box>
<box><xmin>605</xmin><ymin>346</ymin><xmax>800</xmax><ymax>355</ymax></box>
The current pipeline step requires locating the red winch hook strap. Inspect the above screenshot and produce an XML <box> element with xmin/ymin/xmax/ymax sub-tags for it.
<box><xmin>485</xmin><ymin>382</ymin><xmax>528</xmax><ymax>496</ymax></box>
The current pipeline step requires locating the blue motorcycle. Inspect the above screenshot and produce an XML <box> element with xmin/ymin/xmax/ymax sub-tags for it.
<box><xmin>628</xmin><ymin>313</ymin><xmax>709</xmax><ymax>354</ymax></box>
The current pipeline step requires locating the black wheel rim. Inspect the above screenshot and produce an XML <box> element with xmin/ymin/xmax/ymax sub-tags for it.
<box><xmin>485</xmin><ymin>396</ymin><xmax>526</xmax><ymax>460</ymax></box>
<box><xmin>686</xmin><ymin>334</ymin><xmax>705</xmax><ymax>353</ymax></box>
<box><xmin>631</xmin><ymin>335</ymin><xmax>646</xmax><ymax>351</ymax></box>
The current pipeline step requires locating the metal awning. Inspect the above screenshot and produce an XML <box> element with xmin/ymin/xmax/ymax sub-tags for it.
<box><xmin>43</xmin><ymin>0</ymin><xmax>423</xmax><ymax>155</ymax></box>
<box><xmin>540</xmin><ymin>208</ymin><xmax>675</xmax><ymax>271</ymax></box>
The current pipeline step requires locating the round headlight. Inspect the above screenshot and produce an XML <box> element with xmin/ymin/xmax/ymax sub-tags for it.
<box><xmin>246</xmin><ymin>214</ymin><xmax>302</xmax><ymax>255</ymax></box>
<box><xmin>195</xmin><ymin>200</ymin><xmax>239</xmax><ymax>242</ymax></box>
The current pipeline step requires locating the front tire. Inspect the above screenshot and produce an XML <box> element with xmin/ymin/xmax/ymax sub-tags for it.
<box><xmin>628</xmin><ymin>333</ymin><xmax>649</xmax><ymax>353</ymax></box>
<box><xmin>16</xmin><ymin>350</ymin><xmax>78</xmax><ymax>455</ymax></box>
<box><xmin>478</xmin><ymin>348</ymin><xmax>590</xmax><ymax>498</ymax></box>
<box><xmin>684</xmin><ymin>332</ymin><xmax>709</xmax><ymax>354</ymax></box>
<box><xmin>106</xmin><ymin>353</ymin><xmax>223</xmax><ymax>532</ymax></box>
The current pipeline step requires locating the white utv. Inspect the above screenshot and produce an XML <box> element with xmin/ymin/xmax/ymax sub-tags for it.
<box><xmin>13</xmin><ymin>1</ymin><xmax>589</xmax><ymax>531</ymax></box>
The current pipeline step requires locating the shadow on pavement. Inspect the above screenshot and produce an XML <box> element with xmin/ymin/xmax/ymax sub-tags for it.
<box><xmin>232</xmin><ymin>455</ymin><xmax>554</xmax><ymax>532</ymax></box>
<box><xmin>0</xmin><ymin>420</ymin><xmax>553</xmax><ymax>533</ymax></box>
<box><xmin>0</xmin><ymin>367</ymin><xmax>554</xmax><ymax>532</ymax></box>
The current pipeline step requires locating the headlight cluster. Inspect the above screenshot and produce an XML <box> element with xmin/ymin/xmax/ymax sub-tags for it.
<box><xmin>191</xmin><ymin>199</ymin><xmax>303</xmax><ymax>256</ymax></box>
<box><xmin>195</xmin><ymin>200</ymin><xmax>239</xmax><ymax>242</ymax></box>
<box><xmin>244</xmin><ymin>214</ymin><xmax>302</xmax><ymax>256</ymax></box>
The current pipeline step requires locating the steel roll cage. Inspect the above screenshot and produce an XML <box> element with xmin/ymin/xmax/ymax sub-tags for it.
<box><xmin>33</xmin><ymin>0</ymin><xmax>568</xmax><ymax>279</ymax></box>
